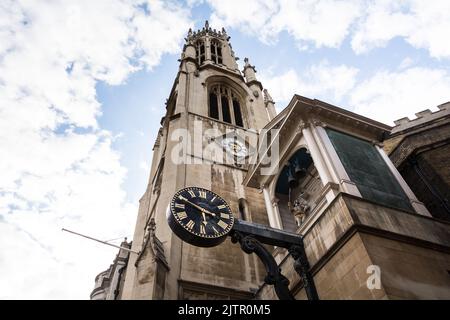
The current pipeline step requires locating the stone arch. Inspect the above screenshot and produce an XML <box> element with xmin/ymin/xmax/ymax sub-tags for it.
<box><xmin>272</xmin><ymin>146</ymin><xmax>321</xmax><ymax>231</ymax></box>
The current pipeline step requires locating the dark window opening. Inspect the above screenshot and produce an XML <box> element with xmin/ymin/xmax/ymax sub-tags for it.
<box><xmin>196</xmin><ymin>41</ymin><xmax>205</xmax><ymax>65</ymax></box>
<box><xmin>209</xmin><ymin>92</ymin><xmax>219</xmax><ymax>119</ymax></box>
<box><xmin>208</xmin><ymin>84</ymin><xmax>245</xmax><ymax>127</ymax></box>
<box><xmin>233</xmin><ymin>100</ymin><xmax>243</xmax><ymax>127</ymax></box>
<box><xmin>211</xmin><ymin>40</ymin><xmax>223</xmax><ymax>65</ymax></box>
<box><xmin>217</xmin><ymin>46</ymin><xmax>222</xmax><ymax>64</ymax></box>
<box><xmin>221</xmin><ymin>96</ymin><xmax>231</xmax><ymax>123</ymax></box>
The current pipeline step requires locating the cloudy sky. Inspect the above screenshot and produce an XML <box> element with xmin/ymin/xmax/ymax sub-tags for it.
<box><xmin>1</xmin><ymin>0</ymin><xmax>449</xmax><ymax>299</ymax></box>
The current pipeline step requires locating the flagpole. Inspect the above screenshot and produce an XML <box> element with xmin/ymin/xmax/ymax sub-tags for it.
<box><xmin>62</xmin><ymin>228</ymin><xmax>139</xmax><ymax>255</ymax></box>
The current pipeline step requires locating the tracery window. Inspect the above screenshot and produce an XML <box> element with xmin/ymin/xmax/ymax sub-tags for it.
<box><xmin>211</xmin><ymin>40</ymin><xmax>223</xmax><ymax>65</ymax></box>
<box><xmin>209</xmin><ymin>84</ymin><xmax>244</xmax><ymax>127</ymax></box>
<box><xmin>195</xmin><ymin>40</ymin><xmax>205</xmax><ymax>65</ymax></box>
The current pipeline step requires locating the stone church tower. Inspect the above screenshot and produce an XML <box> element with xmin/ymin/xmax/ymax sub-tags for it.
<box><xmin>120</xmin><ymin>21</ymin><xmax>276</xmax><ymax>299</ymax></box>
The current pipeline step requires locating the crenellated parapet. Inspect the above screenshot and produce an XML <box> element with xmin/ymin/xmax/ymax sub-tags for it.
<box><xmin>392</xmin><ymin>102</ymin><xmax>450</xmax><ymax>135</ymax></box>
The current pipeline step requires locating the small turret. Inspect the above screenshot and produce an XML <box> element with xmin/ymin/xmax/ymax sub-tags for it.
<box><xmin>243</xmin><ymin>58</ymin><xmax>257</xmax><ymax>82</ymax></box>
<box><xmin>242</xmin><ymin>57</ymin><xmax>263</xmax><ymax>101</ymax></box>
<box><xmin>263</xmin><ymin>89</ymin><xmax>277</xmax><ymax>120</ymax></box>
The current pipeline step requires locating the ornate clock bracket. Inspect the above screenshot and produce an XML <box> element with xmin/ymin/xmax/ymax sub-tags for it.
<box><xmin>230</xmin><ymin>231</ymin><xmax>294</xmax><ymax>300</ymax></box>
<box><xmin>230</xmin><ymin>219</ymin><xmax>319</xmax><ymax>301</ymax></box>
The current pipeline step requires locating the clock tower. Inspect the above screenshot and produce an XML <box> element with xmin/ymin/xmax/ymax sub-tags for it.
<box><xmin>120</xmin><ymin>21</ymin><xmax>276</xmax><ymax>299</ymax></box>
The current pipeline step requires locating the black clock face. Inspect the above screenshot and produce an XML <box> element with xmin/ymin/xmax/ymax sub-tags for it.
<box><xmin>167</xmin><ymin>187</ymin><xmax>234</xmax><ymax>247</ymax></box>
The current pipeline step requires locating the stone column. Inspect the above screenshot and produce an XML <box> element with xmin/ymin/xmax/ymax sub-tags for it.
<box><xmin>301</xmin><ymin>122</ymin><xmax>340</xmax><ymax>203</ymax></box>
<box><xmin>262</xmin><ymin>186</ymin><xmax>282</xmax><ymax>229</ymax></box>
<box><xmin>311</xmin><ymin>121</ymin><xmax>361</xmax><ymax>197</ymax></box>
<box><xmin>204</xmin><ymin>36</ymin><xmax>211</xmax><ymax>62</ymax></box>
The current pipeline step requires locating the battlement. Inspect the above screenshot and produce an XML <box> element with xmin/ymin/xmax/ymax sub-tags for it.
<box><xmin>391</xmin><ymin>101</ymin><xmax>450</xmax><ymax>134</ymax></box>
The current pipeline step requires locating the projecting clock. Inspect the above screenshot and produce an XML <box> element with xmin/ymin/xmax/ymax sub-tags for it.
<box><xmin>167</xmin><ymin>187</ymin><xmax>235</xmax><ymax>247</ymax></box>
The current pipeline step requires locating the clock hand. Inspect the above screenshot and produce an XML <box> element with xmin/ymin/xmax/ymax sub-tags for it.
<box><xmin>201</xmin><ymin>211</ymin><xmax>207</xmax><ymax>224</ymax></box>
<box><xmin>179</xmin><ymin>197</ymin><xmax>216</xmax><ymax>217</ymax></box>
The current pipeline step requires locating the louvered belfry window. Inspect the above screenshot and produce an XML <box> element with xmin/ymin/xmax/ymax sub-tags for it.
<box><xmin>208</xmin><ymin>84</ymin><xmax>244</xmax><ymax>127</ymax></box>
<box><xmin>195</xmin><ymin>40</ymin><xmax>205</xmax><ymax>65</ymax></box>
<box><xmin>211</xmin><ymin>40</ymin><xmax>223</xmax><ymax>65</ymax></box>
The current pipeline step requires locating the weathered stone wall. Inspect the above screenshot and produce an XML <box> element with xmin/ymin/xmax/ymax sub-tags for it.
<box><xmin>384</xmin><ymin>103</ymin><xmax>450</xmax><ymax>221</ymax></box>
<box><xmin>362</xmin><ymin>233</ymin><xmax>450</xmax><ymax>299</ymax></box>
<box><xmin>258</xmin><ymin>194</ymin><xmax>450</xmax><ymax>300</ymax></box>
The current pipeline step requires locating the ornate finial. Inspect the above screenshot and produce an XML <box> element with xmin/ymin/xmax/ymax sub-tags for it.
<box><xmin>222</xmin><ymin>27</ymin><xmax>227</xmax><ymax>36</ymax></box>
<box><xmin>205</xmin><ymin>20</ymin><xmax>209</xmax><ymax>30</ymax></box>
<box><xmin>187</xmin><ymin>28</ymin><xmax>192</xmax><ymax>38</ymax></box>
<box><xmin>244</xmin><ymin>57</ymin><xmax>249</xmax><ymax>66</ymax></box>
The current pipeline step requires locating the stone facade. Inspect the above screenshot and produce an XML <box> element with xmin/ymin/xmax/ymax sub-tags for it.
<box><xmin>91</xmin><ymin>23</ymin><xmax>450</xmax><ymax>300</ymax></box>
<box><xmin>245</xmin><ymin>95</ymin><xmax>450</xmax><ymax>300</ymax></box>
<box><xmin>90</xmin><ymin>240</ymin><xmax>131</xmax><ymax>300</ymax></box>
<box><xmin>384</xmin><ymin>102</ymin><xmax>450</xmax><ymax>221</ymax></box>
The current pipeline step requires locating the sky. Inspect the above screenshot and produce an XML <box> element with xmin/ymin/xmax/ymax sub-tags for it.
<box><xmin>1</xmin><ymin>0</ymin><xmax>450</xmax><ymax>299</ymax></box>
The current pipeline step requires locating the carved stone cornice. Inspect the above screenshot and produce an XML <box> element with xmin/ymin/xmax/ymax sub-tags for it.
<box><xmin>310</xmin><ymin>117</ymin><xmax>325</xmax><ymax>127</ymax></box>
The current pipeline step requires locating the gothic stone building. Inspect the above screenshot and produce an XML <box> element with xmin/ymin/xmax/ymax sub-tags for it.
<box><xmin>91</xmin><ymin>22</ymin><xmax>450</xmax><ymax>300</ymax></box>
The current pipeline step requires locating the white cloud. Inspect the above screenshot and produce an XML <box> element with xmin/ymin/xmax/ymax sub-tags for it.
<box><xmin>208</xmin><ymin>0</ymin><xmax>450</xmax><ymax>59</ymax></box>
<box><xmin>209</xmin><ymin>0</ymin><xmax>361</xmax><ymax>48</ymax></box>
<box><xmin>260</xmin><ymin>62</ymin><xmax>450</xmax><ymax>127</ymax></box>
<box><xmin>260</xmin><ymin>61</ymin><xmax>359</xmax><ymax>110</ymax></box>
<box><xmin>350</xmin><ymin>67</ymin><xmax>450</xmax><ymax>125</ymax></box>
<box><xmin>0</xmin><ymin>0</ymin><xmax>191</xmax><ymax>299</ymax></box>
<box><xmin>398</xmin><ymin>57</ymin><xmax>415</xmax><ymax>70</ymax></box>
<box><xmin>351</xmin><ymin>0</ymin><xmax>450</xmax><ymax>59</ymax></box>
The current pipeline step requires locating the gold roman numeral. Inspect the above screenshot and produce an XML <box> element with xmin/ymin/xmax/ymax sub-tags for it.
<box><xmin>220</xmin><ymin>213</ymin><xmax>229</xmax><ymax>219</ymax></box>
<box><xmin>185</xmin><ymin>220</ymin><xmax>195</xmax><ymax>230</ymax></box>
<box><xmin>217</xmin><ymin>220</ymin><xmax>228</xmax><ymax>230</ymax></box>
<box><xmin>199</xmin><ymin>190</ymin><xmax>207</xmax><ymax>199</ymax></box>
<box><xmin>217</xmin><ymin>204</ymin><xmax>226</xmax><ymax>210</ymax></box>
<box><xmin>177</xmin><ymin>211</ymin><xmax>187</xmax><ymax>220</ymax></box>
<box><xmin>200</xmin><ymin>224</ymin><xmax>206</xmax><ymax>235</ymax></box>
<box><xmin>188</xmin><ymin>190</ymin><xmax>196</xmax><ymax>198</ymax></box>
<box><xmin>175</xmin><ymin>203</ymin><xmax>185</xmax><ymax>209</ymax></box>
<box><xmin>211</xmin><ymin>196</ymin><xmax>217</xmax><ymax>202</ymax></box>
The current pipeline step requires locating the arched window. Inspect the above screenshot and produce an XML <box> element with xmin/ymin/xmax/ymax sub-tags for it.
<box><xmin>211</xmin><ymin>40</ymin><xmax>222</xmax><ymax>64</ymax></box>
<box><xmin>195</xmin><ymin>40</ymin><xmax>205</xmax><ymax>65</ymax></box>
<box><xmin>208</xmin><ymin>84</ymin><xmax>244</xmax><ymax>127</ymax></box>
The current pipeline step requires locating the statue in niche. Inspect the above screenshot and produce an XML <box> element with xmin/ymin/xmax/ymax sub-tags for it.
<box><xmin>289</xmin><ymin>192</ymin><xmax>310</xmax><ymax>226</ymax></box>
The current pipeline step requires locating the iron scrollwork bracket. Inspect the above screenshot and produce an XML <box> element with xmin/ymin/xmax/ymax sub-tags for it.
<box><xmin>230</xmin><ymin>230</ymin><xmax>295</xmax><ymax>300</ymax></box>
<box><xmin>288</xmin><ymin>244</ymin><xmax>319</xmax><ymax>301</ymax></box>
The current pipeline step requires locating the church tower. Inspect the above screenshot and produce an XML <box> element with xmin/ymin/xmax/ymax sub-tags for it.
<box><xmin>120</xmin><ymin>21</ymin><xmax>276</xmax><ymax>299</ymax></box>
